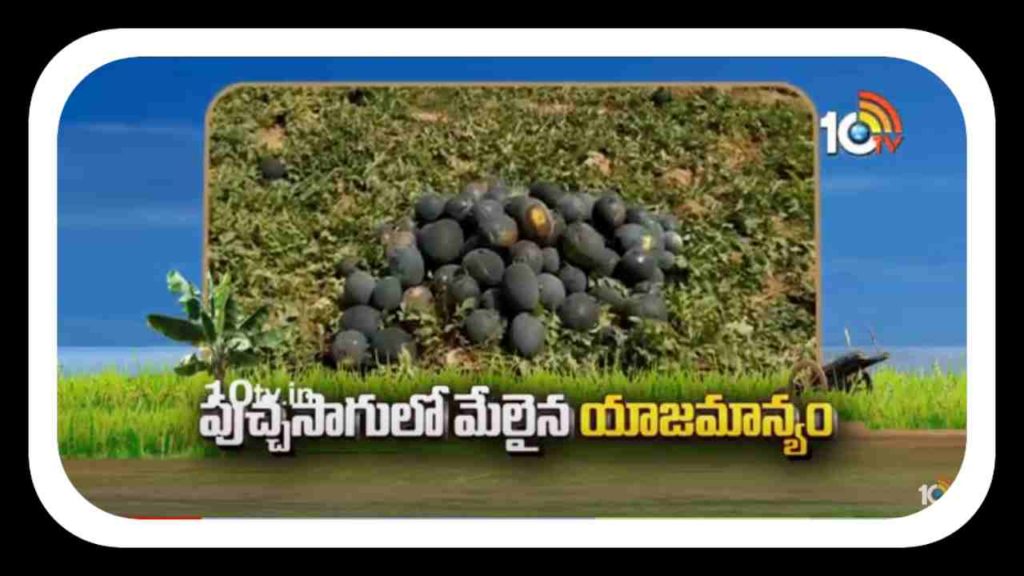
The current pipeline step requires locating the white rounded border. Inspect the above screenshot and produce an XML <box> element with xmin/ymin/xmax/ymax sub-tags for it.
<box><xmin>29</xmin><ymin>29</ymin><xmax>995</xmax><ymax>547</ymax></box>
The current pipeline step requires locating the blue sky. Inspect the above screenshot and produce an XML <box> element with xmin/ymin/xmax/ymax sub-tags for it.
<box><xmin>57</xmin><ymin>57</ymin><xmax>966</xmax><ymax>347</ymax></box>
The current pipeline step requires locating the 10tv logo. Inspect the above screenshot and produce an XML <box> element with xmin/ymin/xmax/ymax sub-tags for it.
<box><xmin>918</xmin><ymin>478</ymin><xmax>951</xmax><ymax>506</ymax></box>
<box><xmin>820</xmin><ymin>91</ymin><xmax>903</xmax><ymax>156</ymax></box>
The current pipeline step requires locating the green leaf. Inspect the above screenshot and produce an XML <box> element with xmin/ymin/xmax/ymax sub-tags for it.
<box><xmin>183</xmin><ymin>296</ymin><xmax>202</xmax><ymax>321</ymax></box>
<box><xmin>167</xmin><ymin>271</ymin><xmax>202</xmax><ymax>319</ymax></box>
<box><xmin>174</xmin><ymin>353</ymin><xmax>209</xmax><ymax>376</ymax></box>
<box><xmin>167</xmin><ymin>270</ymin><xmax>193</xmax><ymax>297</ymax></box>
<box><xmin>238</xmin><ymin>305</ymin><xmax>269</xmax><ymax>332</ymax></box>
<box><xmin>200</xmin><ymin>310</ymin><xmax>218</xmax><ymax>342</ymax></box>
<box><xmin>251</xmin><ymin>328</ymin><xmax>284</xmax><ymax>350</ymax></box>
<box><xmin>726</xmin><ymin>321</ymin><xmax>754</xmax><ymax>337</ymax></box>
<box><xmin>213</xmin><ymin>275</ymin><xmax>232</xmax><ymax>334</ymax></box>
<box><xmin>196</xmin><ymin>346</ymin><xmax>213</xmax><ymax>363</ymax></box>
<box><xmin>207</xmin><ymin>280</ymin><xmax>217</xmax><ymax>325</ymax></box>
<box><xmin>206</xmin><ymin>273</ymin><xmax>216</xmax><ymax>302</ymax></box>
<box><xmin>227</xmin><ymin>350</ymin><xmax>261</xmax><ymax>367</ymax></box>
<box><xmin>223</xmin><ymin>295</ymin><xmax>240</xmax><ymax>331</ymax></box>
<box><xmin>147</xmin><ymin>315</ymin><xmax>205</xmax><ymax>344</ymax></box>
<box><xmin>226</xmin><ymin>334</ymin><xmax>252</xmax><ymax>352</ymax></box>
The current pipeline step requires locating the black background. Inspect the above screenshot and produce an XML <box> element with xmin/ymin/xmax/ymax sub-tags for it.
<box><xmin>18</xmin><ymin>18</ymin><xmax>1005</xmax><ymax>557</ymax></box>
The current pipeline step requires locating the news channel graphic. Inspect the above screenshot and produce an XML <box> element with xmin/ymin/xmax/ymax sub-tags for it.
<box><xmin>198</xmin><ymin>380</ymin><xmax>837</xmax><ymax>458</ymax></box>
<box><xmin>57</xmin><ymin>65</ymin><xmax>965</xmax><ymax>519</ymax></box>
<box><xmin>920</xmin><ymin>478</ymin><xmax>953</xmax><ymax>506</ymax></box>
<box><xmin>820</xmin><ymin>91</ymin><xmax>903</xmax><ymax>156</ymax></box>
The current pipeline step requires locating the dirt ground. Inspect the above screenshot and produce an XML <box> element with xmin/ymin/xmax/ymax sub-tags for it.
<box><xmin>62</xmin><ymin>425</ymin><xmax>964</xmax><ymax>518</ymax></box>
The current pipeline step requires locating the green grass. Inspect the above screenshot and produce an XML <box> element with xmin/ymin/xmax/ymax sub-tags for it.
<box><xmin>818</xmin><ymin>368</ymin><xmax>966</xmax><ymax>429</ymax></box>
<box><xmin>59</xmin><ymin>366</ymin><xmax>965</xmax><ymax>458</ymax></box>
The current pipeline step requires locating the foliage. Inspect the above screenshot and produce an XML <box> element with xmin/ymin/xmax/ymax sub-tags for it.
<box><xmin>146</xmin><ymin>270</ymin><xmax>283</xmax><ymax>382</ymax></box>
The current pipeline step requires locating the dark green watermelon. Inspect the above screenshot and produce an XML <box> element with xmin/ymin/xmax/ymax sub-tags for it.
<box><xmin>414</xmin><ymin>193</ymin><xmax>448</xmax><ymax>222</ymax></box>
<box><xmin>593</xmin><ymin>194</ymin><xmax>627</xmax><ymax>233</ymax></box>
<box><xmin>558</xmin><ymin>293</ymin><xmax>600</xmax><ymax>331</ymax></box>
<box><xmin>370</xmin><ymin>276</ymin><xmax>403</xmax><ymax>311</ymax></box>
<box><xmin>537</xmin><ymin>273</ymin><xmax>567</xmax><ymax>310</ymax></box>
<box><xmin>331</xmin><ymin>330</ymin><xmax>370</xmax><ymax>369</ymax></box>
<box><xmin>260</xmin><ymin>157</ymin><xmax>287</xmax><ymax>180</ymax></box>
<box><xmin>371</xmin><ymin>327</ymin><xmax>417</xmax><ymax>364</ymax></box>
<box><xmin>501</xmin><ymin>263</ymin><xmax>539</xmax><ymax>313</ymax></box>
<box><xmin>558</xmin><ymin>265</ymin><xmax>588</xmax><ymax>294</ymax></box>
<box><xmin>463</xmin><ymin>248</ymin><xmax>506</xmax><ymax>287</ymax></box>
<box><xmin>418</xmin><ymin>219</ymin><xmax>465</xmax><ymax>265</ymax></box>
<box><xmin>508</xmin><ymin>312</ymin><xmax>545</xmax><ymax>358</ymax></box>
<box><xmin>529</xmin><ymin>181</ymin><xmax>565</xmax><ymax>208</ymax></box>
<box><xmin>341</xmin><ymin>271</ymin><xmax>376</xmax><ymax>308</ymax></box>
<box><xmin>509</xmin><ymin>240</ymin><xmax>544</xmax><ymax>274</ymax></box>
<box><xmin>561</xmin><ymin>222</ymin><xmax>606</xmax><ymax>270</ymax></box>
<box><xmin>541</xmin><ymin>247</ymin><xmax>561</xmax><ymax>274</ymax></box>
<box><xmin>617</xmin><ymin>248</ymin><xmax>658</xmax><ymax>284</ymax></box>
<box><xmin>464</xmin><ymin>309</ymin><xmax>503</xmax><ymax>345</ymax></box>
<box><xmin>557</xmin><ymin>194</ymin><xmax>587</xmax><ymax>223</ymax></box>
<box><xmin>479</xmin><ymin>214</ymin><xmax>519</xmax><ymax>248</ymax></box>
<box><xmin>340</xmin><ymin>305</ymin><xmax>382</xmax><ymax>337</ymax></box>
<box><xmin>388</xmin><ymin>246</ymin><xmax>425</xmax><ymax>288</ymax></box>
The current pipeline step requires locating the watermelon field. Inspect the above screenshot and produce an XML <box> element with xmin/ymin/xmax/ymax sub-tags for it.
<box><xmin>206</xmin><ymin>85</ymin><xmax>818</xmax><ymax>374</ymax></box>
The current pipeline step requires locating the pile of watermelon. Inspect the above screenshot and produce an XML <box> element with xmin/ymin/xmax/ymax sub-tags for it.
<box><xmin>330</xmin><ymin>181</ymin><xmax>685</xmax><ymax>368</ymax></box>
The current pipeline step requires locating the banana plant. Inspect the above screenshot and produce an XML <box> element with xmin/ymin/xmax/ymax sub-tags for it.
<box><xmin>146</xmin><ymin>270</ymin><xmax>282</xmax><ymax>382</ymax></box>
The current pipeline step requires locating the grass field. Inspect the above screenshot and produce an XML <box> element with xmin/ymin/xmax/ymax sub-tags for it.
<box><xmin>59</xmin><ymin>364</ymin><xmax>966</xmax><ymax>518</ymax></box>
<box><xmin>58</xmin><ymin>367</ymin><xmax>966</xmax><ymax>458</ymax></box>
